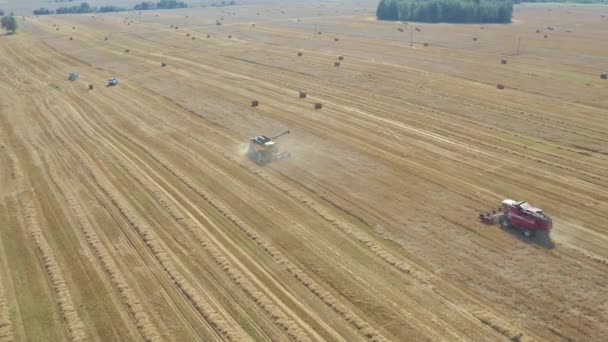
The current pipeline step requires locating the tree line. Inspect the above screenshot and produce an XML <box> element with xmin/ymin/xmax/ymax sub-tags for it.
<box><xmin>33</xmin><ymin>1</ymin><xmax>188</xmax><ymax>15</ymax></box>
<box><xmin>377</xmin><ymin>0</ymin><xmax>513</xmax><ymax>23</ymax></box>
<box><xmin>134</xmin><ymin>1</ymin><xmax>188</xmax><ymax>10</ymax></box>
<box><xmin>34</xmin><ymin>2</ymin><xmax>107</xmax><ymax>15</ymax></box>
<box><xmin>513</xmin><ymin>0</ymin><xmax>606</xmax><ymax>2</ymax></box>
<box><xmin>1</xmin><ymin>14</ymin><xmax>18</xmax><ymax>34</ymax></box>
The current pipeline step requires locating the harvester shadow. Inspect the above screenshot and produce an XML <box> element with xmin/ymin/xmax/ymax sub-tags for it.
<box><xmin>501</xmin><ymin>227</ymin><xmax>556</xmax><ymax>250</ymax></box>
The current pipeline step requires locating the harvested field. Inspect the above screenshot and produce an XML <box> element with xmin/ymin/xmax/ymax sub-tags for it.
<box><xmin>1</xmin><ymin>1</ymin><xmax>608</xmax><ymax>341</ymax></box>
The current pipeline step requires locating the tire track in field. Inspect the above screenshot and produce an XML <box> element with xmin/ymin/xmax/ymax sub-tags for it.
<box><xmin>78</xmin><ymin>157</ymin><xmax>243</xmax><ymax>341</ymax></box>
<box><xmin>149</xmin><ymin>54</ymin><xmax>608</xmax><ymax>229</ymax></box>
<box><xmin>19</xmin><ymin>83</ymin><xmax>242</xmax><ymax>340</ymax></box>
<box><xmin>96</xmin><ymin>82</ymin><xmax>525</xmax><ymax>341</ymax></box>
<box><xmin>30</xmin><ymin>96</ymin><xmax>214</xmax><ymax>342</ymax></box>
<box><xmin>157</xmin><ymin>43</ymin><xmax>608</xmax><ymax>170</ymax></box>
<box><xmin>239</xmin><ymin>29</ymin><xmax>608</xmax><ymax>136</ymax></box>
<box><xmin>72</xmin><ymin>25</ymin><xmax>608</xmax><ymax>266</ymax></box>
<box><xmin>149</xmin><ymin>35</ymin><xmax>608</xmax><ymax>143</ymax></box>
<box><xmin>163</xmin><ymin>50</ymin><xmax>608</xmax><ymax>187</ymax></box>
<box><xmin>59</xmin><ymin>67</ymin><xmax>468</xmax><ymax>340</ymax></box>
<box><xmin>97</xmin><ymin>79</ymin><xmax>534</xmax><ymax>340</ymax></box>
<box><xmin>38</xmin><ymin>151</ymin><xmax>162</xmax><ymax>342</ymax></box>
<box><xmin>51</xmin><ymin>126</ymin><xmax>242</xmax><ymax>340</ymax></box>
<box><xmin>74</xmin><ymin>81</ymin><xmax>490</xmax><ymax>340</ymax></box>
<box><xmin>103</xmin><ymin>123</ymin><xmax>391</xmax><ymax>342</ymax></box>
<box><xmin>0</xmin><ymin>220</ymin><xmax>13</xmax><ymax>342</ymax></box>
<box><xmin>4</xmin><ymin>38</ymin><xmax>263</xmax><ymax>341</ymax></box>
<box><xmin>66</xmin><ymin>87</ymin><xmax>331</xmax><ymax>342</ymax></box>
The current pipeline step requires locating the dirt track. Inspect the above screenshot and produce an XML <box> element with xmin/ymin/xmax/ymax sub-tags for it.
<box><xmin>1</xmin><ymin>2</ymin><xmax>607</xmax><ymax>341</ymax></box>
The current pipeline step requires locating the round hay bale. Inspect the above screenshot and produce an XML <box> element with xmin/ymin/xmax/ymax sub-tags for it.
<box><xmin>88</xmin><ymin>84</ymin><xmax>94</xmax><ymax>90</ymax></box>
<box><xmin>398</xmin><ymin>27</ymin><xmax>404</xmax><ymax>32</ymax></box>
<box><xmin>252</xmin><ymin>23</ymin><xmax>255</xmax><ymax>27</ymax></box>
<box><xmin>125</xmin><ymin>49</ymin><xmax>130</xmax><ymax>53</ymax></box>
<box><xmin>56</xmin><ymin>28</ymin><xmax>60</xmax><ymax>31</ymax></box>
<box><xmin>314</xmin><ymin>103</ymin><xmax>323</xmax><ymax>109</ymax></box>
<box><xmin>72</xmin><ymin>26</ymin><xmax>75</xmax><ymax>29</ymax></box>
<box><xmin>601</xmin><ymin>73</ymin><xmax>607</xmax><ymax>80</ymax></box>
<box><xmin>536</xmin><ymin>29</ymin><xmax>541</xmax><ymax>33</ymax></box>
<box><xmin>497</xmin><ymin>84</ymin><xmax>505</xmax><ymax>90</ymax></box>
<box><xmin>334</xmin><ymin>37</ymin><xmax>339</xmax><ymax>42</ymax></box>
<box><xmin>501</xmin><ymin>59</ymin><xmax>507</xmax><ymax>64</ymax></box>
<box><xmin>207</xmin><ymin>34</ymin><xmax>211</xmax><ymax>38</ymax></box>
<box><xmin>161</xmin><ymin>62</ymin><xmax>167</xmax><ymax>67</ymax></box>
<box><xmin>423</xmin><ymin>43</ymin><xmax>429</xmax><ymax>47</ymax></box>
<box><xmin>473</xmin><ymin>37</ymin><xmax>478</xmax><ymax>41</ymax></box>
<box><xmin>299</xmin><ymin>91</ymin><xmax>307</xmax><ymax>98</ymax></box>
<box><xmin>338</xmin><ymin>56</ymin><xmax>344</xmax><ymax>60</ymax></box>
<box><xmin>318</xmin><ymin>31</ymin><xmax>322</xmax><ymax>35</ymax></box>
<box><xmin>251</xmin><ymin>100</ymin><xmax>259</xmax><ymax>107</ymax></box>
<box><xmin>186</xmin><ymin>33</ymin><xmax>190</xmax><ymax>37</ymax></box>
<box><xmin>170</xmin><ymin>25</ymin><xmax>174</xmax><ymax>28</ymax></box>
<box><xmin>192</xmin><ymin>36</ymin><xmax>196</xmax><ymax>40</ymax></box>
<box><xmin>334</xmin><ymin>61</ymin><xmax>341</xmax><ymax>67</ymax></box>
<box><xmin>104</xmin><ymin>37</ymin><xmax>108</xmax><ymax>41</ymax></box>
<box><xmin>415</xmin><ymin>27</ymin><xmax>421</xmax><ymax>32</ymax></box>
<box><xmin>544</xmin><ymin>35</ymin><xmax>548</xmax><ymax>38</ymax></box>
<box><xmin>69</xmin><ymin>37</ymin><xmax>73</xmax><ymax>40</ymax></box>
<box><xmin>298</xmin><ymin>52</ymin><xmax>303</xmax><ymax>56</ymax></box>
<box><xmin>228</xmin><ymin>35</ymin><xmax>232</xmax><ymax>38</ymax></box>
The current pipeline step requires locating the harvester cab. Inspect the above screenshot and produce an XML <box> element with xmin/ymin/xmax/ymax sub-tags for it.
<box><xmin>247</xmin><ymin>130</ymin><xmax>291</xmax><ymax>165</ymax></box>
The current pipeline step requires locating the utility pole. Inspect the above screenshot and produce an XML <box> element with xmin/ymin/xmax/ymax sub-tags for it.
<box><xmin>516</xmin><ymin>36</ymin><xmax>522</xmax><ymax>55</ymax></box>
<box><xmin>410</xmin><ymin>29</ymin><xmax>413</xmax><ymax>47</ymax></box>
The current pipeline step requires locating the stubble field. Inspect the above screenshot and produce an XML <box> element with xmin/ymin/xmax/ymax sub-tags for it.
<box><xmin>1</xmin><ymin>1</ymin><xmax>607</xmax><ymax>341</ymax></box>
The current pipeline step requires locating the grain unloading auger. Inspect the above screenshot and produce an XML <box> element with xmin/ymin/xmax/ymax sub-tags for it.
<box><xmin>247</xmin><ymin>130</ymin><xmax>291</xmax><ymax>165</ymax></box>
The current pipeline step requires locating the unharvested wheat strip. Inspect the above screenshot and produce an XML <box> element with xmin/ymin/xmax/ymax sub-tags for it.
<box><xmin>6</xmin><ymin>151</ymin><xmax>86</xmax><ymax>342</ymax></box>
<box><xmin>0</xmin><ymin>152</ymin><xmax>13</xmax><ymax>342</ymax></box>
<box><xmin>0</xmin><ymin>257</ymin><xmax>13</xmax><ymax>342</ymax></box>
<box><xmin>99</xmin><ymin>103</ymin><xmax>500</xmax><ymax>339</ymax></box>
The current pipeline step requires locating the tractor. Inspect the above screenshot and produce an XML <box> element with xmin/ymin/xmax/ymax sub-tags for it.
<box><xmin>480</xmin><ymin>199</ymin><xmax>552</xmax><ymax>238</ymax></box>
<box><xmin>247</xmin><ymin>130</ymin><xmax>291</xmax><ymax>165</ymax></box>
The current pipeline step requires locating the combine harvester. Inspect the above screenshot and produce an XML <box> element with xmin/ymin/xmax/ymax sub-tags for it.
<box><xmin>480</xmin><ymin>199</ymin><xmax>552</xmax><ymax>238</ymax></box>
<box><xmin>247</xmin><ymin>130</ymin><xmax>291</xmax><ymax>165</ymax></box>
<box><xmin>107</xmin><ymin>77</ymin><xmax>119</xmax><ymax>87</ymax></box>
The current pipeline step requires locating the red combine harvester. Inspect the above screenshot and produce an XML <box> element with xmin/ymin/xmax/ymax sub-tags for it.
<box><xmin>480</xmin><ymin>199</ymin><xmax>552</xmax><ymax>237</ymax></box>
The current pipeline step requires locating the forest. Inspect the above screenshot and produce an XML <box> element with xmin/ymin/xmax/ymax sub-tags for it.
<box><xmin>377</xmin><ymin>0</ymin><xmax>513</xmax><ymax>23</ymax></box>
